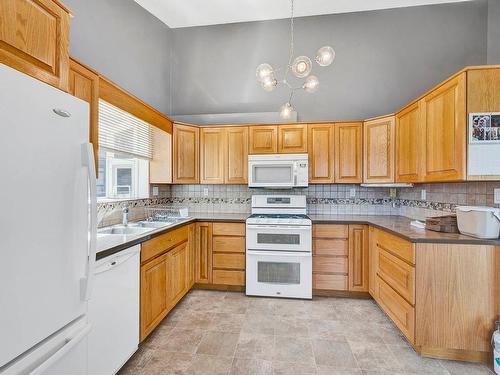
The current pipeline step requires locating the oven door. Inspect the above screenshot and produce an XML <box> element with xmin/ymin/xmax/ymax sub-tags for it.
<box><xmin>248</xmin><ymin>160</ymin><xmax>296</xmax><ymax>188</ymax></box>
<box><xmin>246</xmin><ymin>250</ymin><xmax>312</xmax><ymax>299</ymax></box>
<box><xmin>246</xmin><ymin>224</ymin><xmax>311</xmax><ymax>252</ymax></box>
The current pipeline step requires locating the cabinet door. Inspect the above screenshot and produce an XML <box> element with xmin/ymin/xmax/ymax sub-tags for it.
<box><xmin>278</xmin><ymin>124</ymin><xmax>307</xmax><ymax>153</ymax></box>
<box><xmin>173</xmin><ymin>123</ymin><xmax>199</xmax><ymax>183</ymax></box>
<box><xmin>200</xmin><ymin>127</ymin><xmax>225</xmax><ymax>184</ymax></box>
<box><xmin>150</xmin><ymin>126</ymin><xmax>172</xmax><ymax>184</ymax></box>
<box><xmin>396</xmin><ymin>102</ymin><xmax>421</xmax><ymax>182</ymax></box>
<box><xmin>0</xmin><ymin>0</ymin><xmax>71</xmax><ymax>91</ymax></box>
<box><xmin>169</xmin><ymin>241</ymin><xmax>189</xmax><ymax>304</ymax></box>
<box><xmin>308</xmin><ymin>123</ymin><xmax>334</xmax><ymax>183</ymax></box>
<box><xmin>140</xmin><ymin>253</ymin><xmax>170</xmax><ymax>340</ymax></box>
<box><xmin>420</xmin><ymin>73</ymin><xmax>466</xmax><ymax>182</ymax></box>
<box><xmin>249</xmin><ymin>125</ymin><xmax>277</xmax><ymax>154</ymax></box>
<box><xmin>363</xmin><ymin>116</ymin><xmax>395</xmax><ymax>183</ymax></box>
<box><xmin>68</xmin><ymin>58</ymin><xmax>99</xmax><ymax>174</ymax></box>
<box><xmin>348</xmin><ymin>225</ymin><xmax>369</xmax><ymax>292</ymax></box>
<box><xmin>195</xmin><ymin>222</ymin><xmax>212</xmax><ymax>284</ymax></box>
<box><xmin>335</xmin><ymin>123</ymin><xmax>363</xmax><ymax>183</ymax></box>
<box><xmin>226</xmin><ymin>127</ymin><xmax>248</xmax><ymax>184</ymax></box>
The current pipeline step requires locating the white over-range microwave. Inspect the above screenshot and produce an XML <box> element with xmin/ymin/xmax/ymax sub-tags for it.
<box><xmin>248</xmin><ymin>154</ymin><xmax>308</xmax><ymax>188</ymax></box>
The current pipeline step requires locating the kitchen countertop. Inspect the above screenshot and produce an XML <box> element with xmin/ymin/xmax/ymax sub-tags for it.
<box><xmin>96</xmin><ymin>213</ymin><xmax>500</xmax><ymax>260</ymax></box>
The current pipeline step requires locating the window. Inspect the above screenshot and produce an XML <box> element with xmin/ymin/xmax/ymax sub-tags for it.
<box><xmin>96</xmin><ymin>100</ymin><xmax>153</xmax><ymax>201</ymax></box>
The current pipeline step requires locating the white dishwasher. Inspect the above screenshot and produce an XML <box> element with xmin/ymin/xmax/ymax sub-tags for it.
<box><xmin>88</xmin><ymin>245</ymin><xmax>140</xmax><ymax>375</ymax></box>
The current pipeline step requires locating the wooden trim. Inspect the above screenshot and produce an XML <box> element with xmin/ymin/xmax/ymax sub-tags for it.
<box><xmin>193</xmin><ymin>283</ymin><xmax>245</xmax><ymax>292</ymax></box>
<box><xmin>313</xmin><ymin>289</ymin><xmax>371</xmax><ymax>299</ymax></box>
<box><xmin>417</xmin><ymin>347</ymin><xmax>490</xmax><ymax>364</ymax></box>
<box><xmin>99</xmin><ymin>76</ymin><xmax>172</xmax><ymax>133</ymax></box>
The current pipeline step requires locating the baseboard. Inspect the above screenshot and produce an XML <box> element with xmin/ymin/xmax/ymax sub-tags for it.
<box><xmin>193</xmin><ymin>283</ymin><xmax>245</xmax><ymax>292</ymax></box>
<box><xmin>313</xmin><ymin>289</ymin><xmax>372</xmax><ymax>299</ymax></box>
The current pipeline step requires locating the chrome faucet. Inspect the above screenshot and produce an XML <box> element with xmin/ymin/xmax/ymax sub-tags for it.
<box><xmin>122</xmin><ymin>205</ymin><xmax>129</xmax><ymax>226</ymax></box>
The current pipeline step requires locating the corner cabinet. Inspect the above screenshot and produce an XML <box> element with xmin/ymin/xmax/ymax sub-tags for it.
<box><xmin>334</xmin><ymin>122</ymin><xmax>363</xmax><ymax>183</ymax></box>
<box><xmin>0</xmin><ymin>0</ymin><xmax>71</xmax><ymax>91</ymax></box>
<box><xmin>173</xmin><ymin>123</ymin><xmax>199</xmax><ymax>183</ymax></box>
<box><xmin>420</xmin><ymin>73</ymin><xmax>466</xmax><ymax>182</ymax></box>
<box><xmin>363</xmin><ymin>116</ymin><xmax>395</xmax><ymax>183</ymax></box>
<box><xmin>396</xmin><ymin>102</ymin><xmax>421</xmax><ymax>183</ymax></box>
<box><xmin>308</xmin><ymin>123</ymin><xmax>335</xmax><ymax>183</ymax></box>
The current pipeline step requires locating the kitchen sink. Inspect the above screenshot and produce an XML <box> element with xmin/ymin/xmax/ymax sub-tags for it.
<box><xmin>97</xmin><ymin>225</ymin><xmax>152</xmax><ymax>235</ymax></box>
<box><xmin>135</xmin><ymin>221</ymin><xmax>176</xmax><ymax>228</ymax></box>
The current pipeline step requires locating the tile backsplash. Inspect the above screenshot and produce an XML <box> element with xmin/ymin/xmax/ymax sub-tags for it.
<box><xmin>97</xmin><ymin>181</ymin><xmax>500</xmax><ymax>226</ymax></box>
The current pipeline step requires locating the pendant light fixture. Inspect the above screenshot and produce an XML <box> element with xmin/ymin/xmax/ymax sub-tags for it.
<box><xmin>255</xmin><ymin>0</ymin><xmax>335</xmax><ymax>118</ymax></box>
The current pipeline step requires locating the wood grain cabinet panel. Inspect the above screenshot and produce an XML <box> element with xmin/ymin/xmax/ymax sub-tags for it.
<box><xmin>169</xmin><ymin>242</ymin><xmax>189</xmax><ymax>304</ymax></box>
<box><xmin>313</xmin><ymin>274</ymin><xmax>348</xmax><ymax>290</ymax></box>
<box><xmin>348</xmin><ymin>225</ymin><xmax>369</xmax><ymax>292</ymax></box>
<box><xmin>213</xmin><ymin>253</ymin><xmax>245</xmax><ymax>269</ymax></box>
<box><xmin>313</xmin><ymin>239</ymin><xmax>348</xmax><ymax>256</ymax></box>
<box><xmin>213</xmin><ymin>270</ymin><xmax>245</xmax><ymax>286</ymax></box>
<box><xmin>377</xmin><ymin>248</ymin><xmax>415</xmax><ymax>305</ymax></box>
<box><xmin>141</xmin><ymin>225</ymin><xmax>189</xmax><ymax>264</ymax></box>
<box><xmin>308</xmin><ymin>123</ymin><xmax>335</xmax><ymax>183</ymax></box>
<box><xmin>173</xmin><ymin>123</ymin><xmax>199</xmax><ymax>183</ymax></box>
<box><xmin>200</xmin><ymin>127</ymin><xmax>225</xmax><ymax>184</ymax></box>
<box><xmin>335</xmin><ymin>122</ymin><xmax>363</xmax><ymax>183</ymax></box>
<box><xmin>313</xmin><ymin>224</ymin><xmax>349</xmax><ymax>239</ymax></box>
<box><xmin>68</xmin><ymin>58</ymin><xmax>99</xmax><ymax>173</ymax></box>
<box><xmin>213</xmin><ymin>236</ymin><xmax>245</xmax><ymax>253</ymax></box>
<box><xmin>195</xmin><ymin>222</ymin><xmax>212</xmax><ymax>284</ymax></box>
<box><xmin>212</xmin><ymin>223</ymin><xmax>245</xmax><ymax>236</ymax></box>
<box><xmin>313</xmin><ymin>256</ymin><xmax>348</xmax><ymax>274</ymax></box>
<box><xmin>363</xmin><ymin>116</ymin><xmax>395</xmax><ymax>183</ymax></box>
<box><xmin>249</xmin><ymin>125</ymin><xmax>278</xmax><ymax>154</ymax></box>
<box><xmin>278</xmin><ymin>124</ymin><xmax>307</xmax><ymax>153</ymax></box>
<box><xmin>420</xmin><ymin>73</ymin><xmax>466</xmax><ymax>182</ymax></box>
<box><xmin>376</xmin><ymin>229</ymin><xmax>415</xmax><ymax>265</ymax></box>
<box><xmin>396</xmin><ymin>102</ymin><xmax>421</xmax><ymax>182</ymax></box>
<box><xmin>226</xmin><ymin>127</ymin><xmax>248</xmax><ymax>184</ymax></box>
<box><xmin>368</xmin><ymin>226</ymin><xmax>378</xmax><ymax>298</ymax></box>
<box><xmin>0</xmin><ymin>0</ymin><xmax>71</xmax><ymax>91</ymax></box>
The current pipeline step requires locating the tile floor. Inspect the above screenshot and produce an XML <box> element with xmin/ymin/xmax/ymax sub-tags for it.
<box><xmin>118</xmin><ymin>290</ymin><xmax>494</xmax><ymax>375</ymax></box>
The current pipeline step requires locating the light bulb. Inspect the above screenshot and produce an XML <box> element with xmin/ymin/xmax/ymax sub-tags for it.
<box><xmin>303</xmin><ymin>75</ymin><xmax>319</xmax><ymax>93</ymax></box>
<box><xmin>316</xmin><ymin>46</ymin><xmax>335</xmax><ymax>67</ymax></box>
<box><xmin>280</xmin><ymin>102</ymin><xmax>294</xmax><ymax>119</ymax></box>
<box><xmin>291</xmin><ymin>56</ymin><xmax>312</xmax><ymax>78</ymax></box>
<box><xmin>261</xmin><ymin>77</ymin><xmax>278</xmax><ymax>92</ymax></box>
<box><xmin>256</xmin><ymin>63</ymin><xmax>274</xmax><ymax>82</ymax></box>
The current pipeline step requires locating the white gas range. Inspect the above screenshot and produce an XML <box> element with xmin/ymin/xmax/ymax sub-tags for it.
<box><xmin>246</xmin><ymin>195</ymin><xmax>312</xmax><ymax>299</ymax></box>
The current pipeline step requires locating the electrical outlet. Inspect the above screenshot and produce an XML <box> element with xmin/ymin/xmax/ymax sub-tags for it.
<box><xmin>152</xmin><ymin>186</ymin><xmax>159</xmax><ymax>196</ymax></box>
<box><xmin>390</xmin><ymin>188</ymin><xmax>397</xmax><ymax>198</ymax></box>
<box><xmin>494</xmin><ymin>188</ymin><xmax>500</xmax><ymax>204</ymax></box>
<box><xmin>203</xmin><ymin>188</ymin><xmax>209</xmax><ymax>197</ymax></box>
<box><xmin>421</xmin><ymin>189</ymin><xmax>427</xmax><ymax>200</ymax></box>
<box><xmin>349</xmin><ymin>188</ymin><xmax>356</xmax><ymax>198</ymax></box>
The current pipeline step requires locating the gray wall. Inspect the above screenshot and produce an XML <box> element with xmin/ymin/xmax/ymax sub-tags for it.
<box><xmin>488</xmin><ymin>0</ymin><xmax>500</xmax><ymax>63</ymax></box>
<box><xmin>65</xmin><ymin>0</ymin><xmax>173</xmax><ymax>115</ymax></box>
<box><xmin>171</xmin><ymin>1</ymin><xmax>488</xmax><ymax>121</ymax></box>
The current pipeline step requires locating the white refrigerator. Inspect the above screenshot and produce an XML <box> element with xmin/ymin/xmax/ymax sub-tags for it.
<box><xmin>0</xmin><ymin>63</ymin><xmax>97</xmax><ymax>374</ymax></box>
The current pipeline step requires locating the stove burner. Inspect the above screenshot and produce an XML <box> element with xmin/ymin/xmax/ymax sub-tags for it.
<box><xmin>248</xmin><ymin>214</ymin><xmax>310</xmax><ymax>220</ymax></box>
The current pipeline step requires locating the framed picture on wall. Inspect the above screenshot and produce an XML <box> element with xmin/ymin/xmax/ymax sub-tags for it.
<box><xmin>469</xmin><ymin>112</ymin><xmax>500</xmax><ymax>144</ymax></box>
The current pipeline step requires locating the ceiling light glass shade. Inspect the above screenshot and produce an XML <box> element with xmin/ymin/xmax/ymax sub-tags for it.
<box><xmin>280</xmin><ymin>102</ymin><xmax>294</xmax><ymax>119</ymax></box>
<box><xmin>303</xmin><ymin>75</ymin><xmax>319</xmax><ymax>93</ymax></box>
<box><xmin>261</xmin><ymin>77</ymin><xmax>278</xmax><ymax>92</ymax></box>
<box><xmin>291</xmin><ymin>56</ymin><xmax>312</xmax><ymax>78</ymax></box>
<box><xmin>315</xmin><ymin>46</ymin><xmax>335</xmax><ymax>67</ymax></box>
<box><xmin>256</xmin><ymin>63</ymin><xmax>274</xmax><ymax>83</ymax></box>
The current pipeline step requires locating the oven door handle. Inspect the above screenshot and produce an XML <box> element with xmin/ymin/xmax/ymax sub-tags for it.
<box><xmin>246</xmin><ymin>225</ymin><xmax>311</xmax><ymax>230</ymax></box>
<box><xmin>246</xmin><ymin>250</ymin><xmax>312</xmax><ymax>257</ymax></box>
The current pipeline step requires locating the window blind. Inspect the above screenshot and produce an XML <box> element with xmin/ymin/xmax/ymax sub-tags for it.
<box><xmin>98</xmin><ymin>99</ymin><xmax>153</xmax><ymax>159</ymax></box>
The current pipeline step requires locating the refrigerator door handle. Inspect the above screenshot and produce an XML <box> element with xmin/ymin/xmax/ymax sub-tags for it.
<box><xmin>80</xmin><ymin>143</ymin><xmax>97</xmax><ymax>301</ymax></box>
<box><xmin>29</xmin><ymin>323</ymin><xmax>92</xmax><ymax>375</ymax></box>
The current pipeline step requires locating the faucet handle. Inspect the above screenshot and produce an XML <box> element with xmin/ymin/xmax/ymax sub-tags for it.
<box><xmin>122</xmin><ymin>204</ymin><xmax>129</xmax><ymax>213</ymax></box>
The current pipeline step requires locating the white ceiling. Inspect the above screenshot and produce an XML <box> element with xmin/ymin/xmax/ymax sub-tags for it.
<box><xmin>134</xmin><ymin>0</ymin><xmax>473</xmax><ymax>29</ymax></box>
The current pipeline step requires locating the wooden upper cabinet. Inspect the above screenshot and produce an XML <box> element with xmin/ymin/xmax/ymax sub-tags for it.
<box><xmin>396</xmin><ymin>102</ymin><xmax>421</xmax><ymax>183</ymax></box>
<box><xmin>278</xmin><ymin>124</ymin><xmax>307</xmax><ymax>153</ymax></box>
<box><xmin>348</xmin><ymin>225</ymin><xmax>369</xmax><ymax>292</ymax></box>
<box><xmin>68</xmin><ymin>58</ymin><xmax>99</xmax><ymax>172</ymax></box>
<box><xmin>363</xmin><ymin>116</ymin><xmax>395</xmax><ymax>183</ymax></box>
<box><xmin>173</xmin><ymin>123</ymin><xmax>199</xmax><ymax>184</ymax></box>
<box><xmin>200</xmin><ymin>127</ymin><xmax>225</xmax><ymax>184</ymax></box>
<box><xmin>308</xmin><ymin>123</ymin><xmax>335</xmax><ymax>183</ymax></box>
<box><xmin>335</xmin><ymin>122</ymin><xmax>363</xmax><ymax>183</ymax></box>
<box><xmin>420</xmin><ymin>73</ymin><xmax>466</xmax><ymax>182</ymax></box>
<box><xmin>150</xmin><ymin>126</ymin><xmax>172</xmax><ymax>184</ymax></box>
<box><xmin>249</xmin><ymin>125</ymin><xmax>277</xmax><ymax>154</ymax></box>
<box><xmin>226</xmin><ymin>127</ymin><xmax>248</xmax><ymax>184</ymax></box>
<box><xmin>0</xmin><ymin>0</ymin><xmax>71</xmax><ymax>91</ymax></box>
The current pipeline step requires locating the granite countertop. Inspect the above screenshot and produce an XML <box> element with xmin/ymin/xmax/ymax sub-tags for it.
<box><xmin>96</xmin><ymin>213</ymin><xmax>500</xmax><ymax>260</ymax></box>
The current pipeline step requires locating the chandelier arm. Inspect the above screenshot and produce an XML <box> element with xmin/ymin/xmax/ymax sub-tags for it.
<box><xmin>284</xmin><ymin>0</ymin><xmax>294</xmax><ymax>81</ymax></box>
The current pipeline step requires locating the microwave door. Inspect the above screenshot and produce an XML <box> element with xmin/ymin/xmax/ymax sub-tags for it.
<box><xmin>249</xmin><ymin>162</ymin><xmax>294</xmax><ymax>187</ymax></box>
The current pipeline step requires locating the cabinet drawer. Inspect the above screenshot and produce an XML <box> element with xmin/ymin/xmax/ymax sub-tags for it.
<box><xmin>141</xmin><ymin>225</ymin><xmax>188</xmax><ymax>264</ymax></box>
<box><xmin>213</xmin><ymin>270</ymin><xmax>245</xmax><ymax>286</ymax></box>
<box><xmin>313</xmin><ymin>274</ymin><xmax>348</xmax><ymax>290</ymax></box>
<box><xmin>377</xmin><ymin>276</ymin><xmax>415</xmax><ymax>344</ymax></box>
<box><xmin>377</xmin><ymin>248</ymin><xmax>415</xmax><ymax>305</ymax></box>
<box><xmin>313</xmin><ymin>238</ymin><xmax>348</xmax><ymax>256</ymax></box>
<box><xmin>313</xmin><ymin>256</ymin><xmax>348</xmax><ymax>274</ymax></box>
<box><xmin>376</xmin><ymin>229</ymin><xmax>415</xmax><ymax>265</ymax></box>
<box><xmin>213</xmin><ymin>236</ymin><xmax>245</xmax><ymax>253</ymax></box>
<box><xmin>212</xmin><ymin>222</ymin><xmax>245</xmax><ymax>236</ymax></box>
<box><xmin>313</xmin><ymin>224</ymin><xmax>349</xmax><ymax>239</ymax></box>
<box><xmin>213</xmin><ymin>253</ymin><xmax>245</xmax><ymax>270</ymax></box>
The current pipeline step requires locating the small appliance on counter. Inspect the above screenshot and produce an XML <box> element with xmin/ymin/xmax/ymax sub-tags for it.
<box><xmin>248</xmin><ymin>154</ymin><xmax>308</xmax><ymax>188</ymax></box>
<box><xmin>456</xmin><ymin>206</ymin><xmax>500</xmax><ymax>239</ymax></box>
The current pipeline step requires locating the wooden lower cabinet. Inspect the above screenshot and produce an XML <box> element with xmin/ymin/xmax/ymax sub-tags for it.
<box><xmin>348</xmin><ymin>225</ymin><xmax>369</xmax><ymax>292</ymax></box>
<box><xmin>211</xmin><ymin>223</ymin><xmax>246</xmax><ymax>286</ymax></box>
<box><xmin>195</xmin><ymin>222</ymin><xmax>212</xmax><ymax>284</ymax></box>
